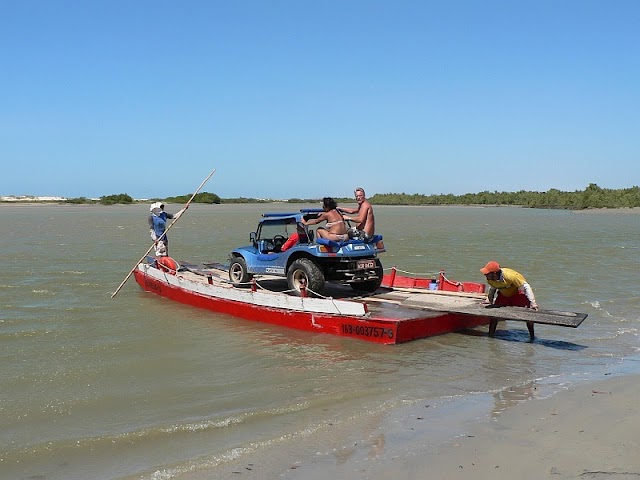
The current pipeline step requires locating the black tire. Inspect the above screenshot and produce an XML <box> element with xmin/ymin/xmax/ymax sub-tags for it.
<box><xmin>287</xmin><ymin>258</ymin><xmax>325</xmax><ymax>295</ymax></box>
<box><xmin>229</xmin><ymin>256</ymin><xmax>251</xmax><ymax>286</ymax></box>
<box><xmin>351</xmin><ymin>259</ymin><xmax>383</xmax><ymax>292</ymax></box>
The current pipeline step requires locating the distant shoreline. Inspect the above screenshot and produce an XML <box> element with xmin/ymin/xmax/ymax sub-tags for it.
<box><xmin>4</xmin><ymin>184</ymin><xmax>637</xmax><ymax>211</ymax></box>
<box><xmin>2</xmin><ymin>201</ymin><xmax>639</xmax><ymax>214</ymax></box>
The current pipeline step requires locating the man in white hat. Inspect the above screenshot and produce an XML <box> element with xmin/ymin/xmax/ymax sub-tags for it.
<box><xmin>148</xmin><ymin>202</ymin><xmax>186</xmax><ymax>256</ymax></box>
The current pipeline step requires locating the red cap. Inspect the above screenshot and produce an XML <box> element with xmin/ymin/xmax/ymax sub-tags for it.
<box><xmin>480</xmin><ymin>261</ymin><xmax>501</xmax><ymax>275</ymax></box>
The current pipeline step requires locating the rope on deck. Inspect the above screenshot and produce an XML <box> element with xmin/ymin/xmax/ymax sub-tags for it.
<box><xmin>228</xmin><ymin>278</ymin><xmax>352</xmax><ymax>315</ymax></box>
<box><xmin>383</xmin><ymin>266</ymin><xmax>440</xmax><ymax>277</ymax></box>
<box><xmin>440</xmin><ymin>271</ymin><xmax>463</xmax><ymax>287</ymax></box>
<box><xmin>304</xmin><ymin>288</ymin><xmax>353</xmax><ymax>316</ymax></box>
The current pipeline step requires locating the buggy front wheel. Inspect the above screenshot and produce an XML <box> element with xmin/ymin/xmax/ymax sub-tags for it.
<box><xmin>229</xmin><ymin>256</ymin><xmax>251</xmax><ymax>286</ymax></box>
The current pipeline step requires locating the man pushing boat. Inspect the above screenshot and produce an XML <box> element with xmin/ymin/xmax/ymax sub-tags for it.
<box><xmin>480</xmin><ymin>261</ymin><xmax>538</xmax><ymax>341</ymax></box>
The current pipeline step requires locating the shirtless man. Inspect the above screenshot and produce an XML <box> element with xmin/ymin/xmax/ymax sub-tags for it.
<box><xmin>341</xmin><ymin>187</ymin><xmax>375</xmax><ymax>238</ymax></box>
<box><xmin>301</xmin><ymin>197</ymin><xmax>348</xmax><ymax>241</ymax></box>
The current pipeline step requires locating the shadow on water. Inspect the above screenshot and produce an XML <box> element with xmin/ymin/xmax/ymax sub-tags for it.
<box><xmin>455</xmin><ymin>328</ymin><xmax>588</xmax><ymax>351</ymax></box>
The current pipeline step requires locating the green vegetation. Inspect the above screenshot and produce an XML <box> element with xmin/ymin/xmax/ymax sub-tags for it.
<box><xmin>209</xmin><ymin>184</ymin><xmax>639</xmax><ymax>210</ymax></box>
<box><xmin>362</xmin><ymin>184</ymin><xmax>640</xmax><ymax>210</ymax></box>
<box><xmin>220</xmin><ymin>197</ymin><xmax>267</xmax><ymax>204</ymax></box>
<box><xmin>164</xmin><ymin>192</ymin><xmax>221</xmax><ymax>204</ymax></box>
<box><xmin>100</xmin><ymin>193</ymin><xmax>134</xmax><ymax>205</ymax></box>
<box><xmin>65</xmin><ymin>197</ymin><xmax>95</xmax><ymax>204</ymax></box>
<box><xmin>9</xmin><ymin>184</ymin><xmax>640</xmax><ymax>210</ymax></box>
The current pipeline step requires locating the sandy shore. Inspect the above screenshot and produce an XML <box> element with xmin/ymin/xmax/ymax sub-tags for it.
<box><xmin>264</xmin><ymin>373</ymin><xmax>640</xmax><ymax>480</ymax></box>
<box><xmin>377</xmin><ymin>373</ymin><xmax>640</xmax><ymax>480</ymax></box>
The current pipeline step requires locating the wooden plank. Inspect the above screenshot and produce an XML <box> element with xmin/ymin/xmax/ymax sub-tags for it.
<box><xmin>402</xmin><ymin>295</ymin><xmax>587</xmax><ymax>328</ymax></box>
<box><xmin>464</xmin><ymin>305</ymin><xmax>586</xmax><ymax>327</ymax></box>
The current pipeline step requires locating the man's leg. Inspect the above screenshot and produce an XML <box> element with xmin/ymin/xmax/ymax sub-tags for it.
<box><xmin>526</xmin><ymin>321</ymin><xmax>535</xmax><ymax>341</ymax></box>
<box><xmin>488</xmin><ymin>319</ymin><xmax>497</xmax><ymax>337</ymax></box>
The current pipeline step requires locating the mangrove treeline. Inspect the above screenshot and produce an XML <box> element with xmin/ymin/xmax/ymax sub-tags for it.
<box><xmin>60</xmin><ymin>183</ymin><xmax>640</xmax><ymax>210</ymax></box>
<box><xmin>363</xmin><ymin>184</ymin><xmax>640</xmax><ymax>210</ymax></box>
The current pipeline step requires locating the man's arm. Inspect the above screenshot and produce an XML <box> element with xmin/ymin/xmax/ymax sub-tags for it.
<box><xmin>344</xmin><ymin>203</ymin><xmax>370</xmax><ymax>224</ymax></box>
<box><xmin>339</xmin><ymin>206</ymin><xmax>358</xmax><ymax>215</ymax></box>
<box><xmin>484</xmin><ymin>287</ymin><xmax>497</xmax><ymax>304</ymax></box>
<box><xmin>148</xmin><ymin>214</ymin><xmax>158</xmax><ymax>241</ymax></box>
<box><xmin>522</xmin><ymin>283</ymin><xmax>538</xmax><ymax>310</ymax></box>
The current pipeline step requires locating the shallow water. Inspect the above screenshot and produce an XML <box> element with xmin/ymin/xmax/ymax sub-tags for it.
<box><xmin>1</xmin><ymin>204</ymin><xmax>638</xmax><ymax>479</ymax></box>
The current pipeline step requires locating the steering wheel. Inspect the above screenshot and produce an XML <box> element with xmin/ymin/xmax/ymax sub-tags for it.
<box><xmin>272</xmin><ymin>235</ymin><xmax>287</xmax><ymax>251</ymax></box>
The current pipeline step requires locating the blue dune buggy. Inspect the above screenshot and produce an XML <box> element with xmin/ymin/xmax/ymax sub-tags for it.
<box><xmin>228</xmin><ymin>209</ymin><xmax>385</xmax><ymax>295</ymax></box>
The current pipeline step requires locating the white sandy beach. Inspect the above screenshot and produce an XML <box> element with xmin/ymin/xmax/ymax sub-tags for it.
<box><xmin>181</xmin><ymin>373</ymin><xmax>640</xmax><ymax>480</ymax></box>
<box><xmin>378</xmin><ymin>373</ymin><xmax>640</xmax><ymax>480</ymax></box>
<box><xmin>279</xmin><ymin>373</ymin><xmax>640</xmax><ymax>480</ymax></box>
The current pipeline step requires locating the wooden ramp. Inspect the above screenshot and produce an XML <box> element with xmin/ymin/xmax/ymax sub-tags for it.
<box><xmin>402</xmin><ymin>293</ymin><xmax>587</xmax><ymax>328</ymax></box>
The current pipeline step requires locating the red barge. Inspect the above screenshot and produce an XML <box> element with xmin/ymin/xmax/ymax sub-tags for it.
<box><xmin>134</xmin><ymin>261</ymin><xmax>586</xmax><ymax>345</ymax></box>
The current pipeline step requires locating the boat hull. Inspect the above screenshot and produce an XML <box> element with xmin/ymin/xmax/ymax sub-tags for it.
<box><xmin>133</xmin><ymin>262</ymin><xmax>491</xmax><ymax>345</ymax></box>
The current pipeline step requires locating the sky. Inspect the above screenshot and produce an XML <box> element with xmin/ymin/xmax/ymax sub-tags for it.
<box><xmin>1</xmin><ymin>0</ymin><xmax>638</xmax><ymax>200</ymax></box>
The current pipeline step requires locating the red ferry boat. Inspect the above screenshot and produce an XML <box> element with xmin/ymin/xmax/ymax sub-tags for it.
<box><xmin>134</xmin><ymin>260</ymin><xmax>586</xmax><ymax>345</ymax></box>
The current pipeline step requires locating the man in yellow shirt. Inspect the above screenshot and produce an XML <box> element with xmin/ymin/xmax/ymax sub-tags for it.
<box><xmin>480</xmin><ymin>261</ymin><xmax>538</xmax><ymax>341</ymax></box>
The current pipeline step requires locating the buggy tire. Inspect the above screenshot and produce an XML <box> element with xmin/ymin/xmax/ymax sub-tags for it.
<box><xmin>229</xmin><ymin>256</ymin><xmax>251</xmax><ymax>286</ymax></box>
<box><xmin>287</xmin><ymin>258</ymin><xmax>325</xmax><ymax>295</ymax></box>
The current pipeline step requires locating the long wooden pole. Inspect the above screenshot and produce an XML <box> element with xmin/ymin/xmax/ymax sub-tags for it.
<box><xmin>111</xmin><ymin>168</ymin><xmax>217</xmax><ymax>298</ymax></box>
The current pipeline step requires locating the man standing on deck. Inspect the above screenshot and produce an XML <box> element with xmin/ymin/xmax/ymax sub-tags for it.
<box><xmin>148</xmin><ymin>202</ymin><xmax>185</xmax><ymax>256</ymax></box>
<box><xmin>341</xmin><ymin>187</ymin><xmax>375</xmax><ymax>240</ymax></box>
<box><xmin>480</xmin><ymin>261</ymin><xmax>539</xmax><ymax>341</ymax></box>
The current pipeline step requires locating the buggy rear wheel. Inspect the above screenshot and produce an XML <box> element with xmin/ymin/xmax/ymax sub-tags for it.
<box><xmin>350</xmin><ymin>259</ymin><xmax>383</xmax><ymax>292</ymax></box>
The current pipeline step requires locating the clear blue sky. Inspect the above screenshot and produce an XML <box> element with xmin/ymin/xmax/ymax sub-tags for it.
<box><xmin>2</xmin><ymin>0</ymin><xmax>638</xmax><ymax>200</ymax></box>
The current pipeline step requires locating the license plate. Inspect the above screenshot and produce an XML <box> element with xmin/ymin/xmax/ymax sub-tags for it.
<box><xmin>357</xmin><ymin>259</ymin><xmax>376</xmax><ymax>269</ymax></box>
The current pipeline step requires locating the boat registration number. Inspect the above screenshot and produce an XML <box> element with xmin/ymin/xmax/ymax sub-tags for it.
<box><xmin>357</xmin><ymin>259</ymin><xmax>376</xmax><ymax>269</ymax></box>
<box><xmin>341</xmin><ymin>324</ymin><xmax>394</xmax><ymax>339</ymax></box>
